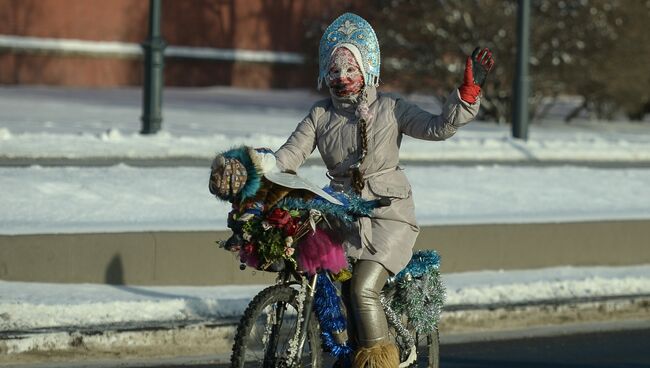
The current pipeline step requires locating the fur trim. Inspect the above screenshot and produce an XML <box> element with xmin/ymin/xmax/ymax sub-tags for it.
<box><xmin>249</xmin><ymin>147</ymin><xmax>278</xmax><ymax>173</ymax></box>
<box><xmin>246</xmin><ymin>147</ymin><xmax>266</xmax><ymax>175</ymax></box>
<box><xmin>353</xmin><ymin>343</ymin><xmax>399</xmax><ymax>368</ymax></box>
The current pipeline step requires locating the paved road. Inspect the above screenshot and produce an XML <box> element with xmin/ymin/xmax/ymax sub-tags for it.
<box><xmin>14</xmin><ymin>326</ymin><xmax>649</xmax><ymax>368</ymax></box>
<box><xmin>440</xmin><ymin>327</ymin><xmax>650</xmax><ymax>368</ymax></box>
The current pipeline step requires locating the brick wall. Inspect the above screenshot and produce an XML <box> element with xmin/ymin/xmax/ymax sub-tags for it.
<box><xmin>0</xmin><ymin>0</ymin><xmax>366</xmax><ymax>87</ymax></box>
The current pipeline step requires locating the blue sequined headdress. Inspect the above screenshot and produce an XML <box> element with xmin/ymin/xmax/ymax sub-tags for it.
<box><xmin>318</xmin><ymin>13</ymin><xmax>380</xmax><ymax>89</ymax></box>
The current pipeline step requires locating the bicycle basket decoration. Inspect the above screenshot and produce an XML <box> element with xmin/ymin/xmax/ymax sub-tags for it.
<box><xmin>210</xmin><ymin>146</ymin><xmax>375</xmax><ymax>274</ymax></box>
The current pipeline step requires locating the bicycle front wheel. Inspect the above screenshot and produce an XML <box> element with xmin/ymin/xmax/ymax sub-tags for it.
<box><xmin>230</xmin><ymin>284</ymin><xmax>323</xmax><ymax>368</ymax></box>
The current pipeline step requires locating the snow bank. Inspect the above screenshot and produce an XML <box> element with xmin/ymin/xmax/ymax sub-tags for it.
<box><xmin>1</xmin><ymin>165</ymin><xmax>649</xmax><ymax>235</ymax></box>
<box><xmin>444</xmin><ymin>265</ymin><xmax>650</xmax><ymax>305</ymax></box>
<box><xmin>2</xmin><ymin>127</ymin><xmax>650</xmax><ymax>163</ymax></box>
<box><xmin>1</xmin><ymin>265</ymin><xmax>649</xmax><ymax>331</ymax></box>
<box><xmin>1</xmin><ymin>86</ymin><xmax>649</xmax><ymax>163</ymax></box>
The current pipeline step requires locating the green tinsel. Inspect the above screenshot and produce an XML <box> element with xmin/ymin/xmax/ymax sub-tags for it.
<box><xmin>391</xmin><ymin>268</ymin><xmax>445</xmax><ymax>335</ymax></box>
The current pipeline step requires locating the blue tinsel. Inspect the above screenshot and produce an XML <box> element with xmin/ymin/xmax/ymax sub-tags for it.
<box><xmin>395</xmin><ymin>250</ymin><xmax>441</xmax><ymax>281</ymax></box>
<box><xmin>322</xmin><ymin>188</ymin><xmax>379</xmax><ymax>218</ymax></box>
<box><xmin>278</xmin><ymin>187</ymin><xmax>375</xmax><ymax>225</ymax></box>
<box><xmin>313</xmin><ymin>274</ymin><xmax>353</xmax><ymax>360</ymax></box>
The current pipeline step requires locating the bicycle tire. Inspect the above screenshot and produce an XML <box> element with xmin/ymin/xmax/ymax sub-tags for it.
<box><xmin>419</xmin><ymin>328</ymin><xmax>440</xmax><ymax>368</ymax></box>
<box><xmin>230</xmin><ymin>284</ymin><xmax>323</xmax><ymax>368</ymax></box>
<box><xmin>392</xmin><ymin>316</ymin><xmax>439</xmax><ymax>368</ymax></box>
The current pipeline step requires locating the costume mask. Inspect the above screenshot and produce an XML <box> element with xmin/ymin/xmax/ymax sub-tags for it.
<box><xmin>318</xmin><ymin>13</ymin><xmax>380</xmax><ymax>89</ymax></box>
<box><xmin>327</xmin><ymin>47</ymin><xmax>365</xmax><ymax>97</ymax></box>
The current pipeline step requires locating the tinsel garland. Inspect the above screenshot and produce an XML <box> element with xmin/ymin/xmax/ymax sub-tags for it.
<box><xmin>395</xmin><ymin>250</ymin><xmax>441</xmax><ymax>280</ymax></box>
<box><xmin>322</xmin><ymin>187</ymin><xmax>380</xmax><ymax>218</ymax></box>
<box><xmin>391</xmin><ymin>270</ymin><xmax>445</xmax><ymax>335</ymax></box>
<box><xmin>380</xmin><ymin>295</ymin><xmax>413</xmax><ymax>350</ymax></box>
<box><xmin>312</xmin><ymin>274</ymin><xmax>353</xmax><ymax>360</ymax></box>
<box><xmin>391</xmin><ymin>250</ymin><xmax>446</xmax><ymax>335</ymax></box>
<box><xmin>278</xmin><ymin>189</ymin><xmax>375</xmax><ymax>226</ymax></box>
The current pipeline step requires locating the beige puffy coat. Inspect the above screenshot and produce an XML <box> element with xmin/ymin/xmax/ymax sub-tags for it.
<box><xmin>275</xmin><ymin>86</ymin><xmax>479</xmax><ymax>274</ymax></box>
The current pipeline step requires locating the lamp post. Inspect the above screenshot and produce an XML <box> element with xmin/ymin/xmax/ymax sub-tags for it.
<box><xmin>141</xmin><ymin>0</ymin><xmax>166</xmax><ymax>134</ymax></box>
<box><xmin>512</xmin><ymin>0</ymin><xmax>530</xmax><ymax>140</ymax></box>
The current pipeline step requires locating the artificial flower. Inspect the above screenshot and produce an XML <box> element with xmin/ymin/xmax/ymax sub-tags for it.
<box><xmin>267</xmin><ymin>208</ymin><xmax>292</xmax><ymax>227</ymax></box>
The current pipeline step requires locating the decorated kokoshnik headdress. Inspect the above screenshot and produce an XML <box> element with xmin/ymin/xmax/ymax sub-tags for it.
<box><xmin>318</xmin><ymin>13</ymin><xmax>380</xmax><ymax>89</ymax></box>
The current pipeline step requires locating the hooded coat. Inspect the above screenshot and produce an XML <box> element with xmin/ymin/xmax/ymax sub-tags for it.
<box><xmin>275</xmin><ymin>86</ymin><xmax>479</xmax><ymax>274</ymax></box>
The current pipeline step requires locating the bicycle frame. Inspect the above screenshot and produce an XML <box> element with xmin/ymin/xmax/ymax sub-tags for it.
<box><xmin>292</xmin><ymin>273</ymin><xmax>319</xmax><ymax>365</ymax></box>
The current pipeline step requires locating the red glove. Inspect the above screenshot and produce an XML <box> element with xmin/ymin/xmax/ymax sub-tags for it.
<box><xmin>459</xmin><ymin>47</ymin><xmax>495</xmax><ymax>104</ymax></box>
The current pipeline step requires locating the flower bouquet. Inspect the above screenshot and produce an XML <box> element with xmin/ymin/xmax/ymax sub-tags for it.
<box><xmin>210</xmin><ymin>146</ymin><xmax>376</xmax><ymax>275</ymax></box>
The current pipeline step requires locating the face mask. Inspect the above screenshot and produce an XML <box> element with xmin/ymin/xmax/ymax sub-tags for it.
<box><xmin>326</xmin><ymin>47</ymin><xmax>365</xmax><ymax>97</ymax></box>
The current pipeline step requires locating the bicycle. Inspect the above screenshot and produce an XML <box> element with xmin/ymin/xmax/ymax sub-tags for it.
<box><xmin>210</xmin><ymin>146</ymin><xmax>445</xmax><ymax>367</ymax></box>
<box><xmin>229</xmin><ymin>251</ymin><xmax>444</xmax><ymax>368</ymax></box>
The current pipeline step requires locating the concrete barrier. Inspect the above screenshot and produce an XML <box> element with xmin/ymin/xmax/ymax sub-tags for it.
<box><xmin>1</xmin><ymin>220</ymin><xmax>649</xmax><ymax>285</ymax></box>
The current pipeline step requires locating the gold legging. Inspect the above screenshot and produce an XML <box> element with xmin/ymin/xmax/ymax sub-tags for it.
<box><xmin>342</xmin><ymin>260</ymin><xmax>390</xmax><ymax>347</ymax></box>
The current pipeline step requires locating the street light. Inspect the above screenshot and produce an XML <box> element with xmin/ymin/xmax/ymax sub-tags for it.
<box><xmin>141</xmin><ymin>0</ymin><xmax>166</xmax><ymax>135</ymax></box>
<box><xmin>512</xmin><ymin>0</ymin><xmax>530</xmax><ymax>140</ymax></box>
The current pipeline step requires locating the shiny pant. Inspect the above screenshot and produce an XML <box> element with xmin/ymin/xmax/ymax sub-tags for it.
<box><xmin>341</xmin><ymin>260</ymin><xmax>390</xmax><ymax>347</ymax></box>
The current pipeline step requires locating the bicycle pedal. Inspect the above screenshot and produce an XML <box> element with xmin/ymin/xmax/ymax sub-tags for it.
<box><xmin>399</xmin><ymin>345</ymin><xmax>417</xmax><ymax>368</ymax></box>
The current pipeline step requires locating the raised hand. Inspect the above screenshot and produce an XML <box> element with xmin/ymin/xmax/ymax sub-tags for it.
<box><xmin>459</xmin><ymin>47</ymin><xmax>495</xmax><ymax>104</ymax></box>
<box><xmin>470</xmin><ymin>47</ymin><xmax>495</xmax><ymax>87</ymax></box>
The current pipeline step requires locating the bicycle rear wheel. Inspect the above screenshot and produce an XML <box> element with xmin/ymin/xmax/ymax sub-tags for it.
<box><xmin>230</xmin><ymin>284</ymin><xmax>323</xmax><ymax>368</ymax></box>
<box><xmin>392</xmin><ymin>317</ymin><xmax>439</xmax><ymax>368</ymax></box>
<box><xmin>418</xmin><ymin>327</ymin><xmax>439</xmax><ymax>368</ymax></box>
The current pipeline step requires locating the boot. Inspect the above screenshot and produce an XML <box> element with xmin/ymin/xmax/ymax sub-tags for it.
<box><xmin>352</xmin><ymin>342</ymin><xmax>399</xmax><ymax>368</ymax></box>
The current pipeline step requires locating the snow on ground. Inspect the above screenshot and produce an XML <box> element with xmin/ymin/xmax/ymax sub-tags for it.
<box><xmin>0</xmin><ymin>87</ymin><xmax>649</xmax><ymax>340</ymax></box>
<box><xmin>1</xmin><ymin>87</ymin><xmax>650</xmax><ymax>162</ymax></box>
<box><xmin>1</xmin><ymin>86</ymin><xmax>649</xmax><ymax>233</ymax></box>
<box><xmin>1</xmin><ymin>164</ymin><xmax>649</xmax><ymax>235</ymax></box>
<box><xmin>1</xmin><ymin>264</ymin><xmax>649</xmax><ymax>331</ymax></box>
<box><xmin>444</xmin><ymin>265</ymin><xmax>650</xmax><ymax>305</ymax></box>
<box><xmin>4</xmin><ymin>125</ymin><xmax>650</xmax><ymax>163</ymax></box>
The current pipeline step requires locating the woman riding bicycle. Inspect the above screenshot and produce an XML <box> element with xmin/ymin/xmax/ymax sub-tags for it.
<box><xmin>272</xmin><ymin>12</ymin><xmax>494</xmax><ymax>368</ymax></box>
